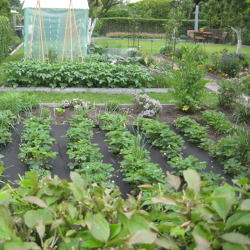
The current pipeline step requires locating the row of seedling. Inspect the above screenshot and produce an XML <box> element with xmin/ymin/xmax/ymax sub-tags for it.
<box><xmin>174</xmin><ymin>113</ymin><xmax>249</xmax><ymax>177</ymax></box>
<box><xmin>98</xmin><ymin>112</ymin><xmax>165</xmax><ymax>188</ymax></box>
<box><xmin>64</xmin><ymin>115</ymin><xmax>114</xmax><ymax>183</ymax></box>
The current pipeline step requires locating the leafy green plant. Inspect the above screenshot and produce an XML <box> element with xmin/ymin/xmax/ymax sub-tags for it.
<box><xmin>201</xmin><ymin>109</ymin><xmax>232</xmax><ymax>134</ymax></box>
<box><xmin>55</xmin><ymin>107</ymin><xmax>65</xmax><ymax>115</ymax></box>
<box><xmin>97</xmin><ymin>112</ymin><xmax>128</xmax><ymax>131</ymax></box>
<box><xmin>136</xmin><ymin>117</ymin><xmax>184</xmax><ymax>159</ymax></box>
<box><xmin>3</xmin><ymin>60</ymin><xmax>154</xmax><ymax>89</ymax></box>
<box><xmin>0</xmin><ymin>110</ymin><xmax>16</xmax><ymax>146</ymax></box>
<box><xmin>65</xmin><ymin>115</ymin><xmax>114</xmax><ymax>183</ymax></box>
<box><xmin>168</xmin><ymin>155</ymin><xmax>206</xmax><ymax>176</ymax></box>
<box><xmin>18</xmin><ymin>116</ymin><xmax>57</xmax><ymax>176</ymax></box>
<box><xmin>0</xmin><ymin>170</ymin><xmax>249</xmax><ymax>249</ymax></box>
<box><xmin>168</xmin><ymin>47</ymin><xmax>208</xmax><ymax>112</ymax></box>
<box><xmin>174</xmin><ymin>116</ymin><xmax>213</xmax><ymax>149</ymax></box>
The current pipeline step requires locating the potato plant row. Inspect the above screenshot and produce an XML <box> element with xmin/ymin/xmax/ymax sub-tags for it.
<box><xmin>18</xmin><ymin>117</ymin><xmax>57</xmax><ymax>176</ymax></box>
<box><xmin>64</xmin><ymin>115</ymin><xmax>114</xmax><ymax>183</ymax></box>
<box><xmin>97</xmin><ymin>112</ymin><xmax>165</xmax><ymax>188</ymax></box>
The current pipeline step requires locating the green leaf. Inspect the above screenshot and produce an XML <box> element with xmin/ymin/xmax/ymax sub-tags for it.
<box><xmin>240</xmin><ymin>199</ymin><xmax>250</xmax><ymax>211</ymax></box>
<box><xmin>0</xmin><ymin>205</ymin><xmax>13</xmax><ymax>240</ymax></box>
<box><xmin>222</xmin><ymin>242</ymin><xmax>248</xmax><ymax>250</ymax></box>
<box><xmin>36</xmin><ymin>219</ymin><xmax>45</xmax><ymax>240</ymax></box>
<box><xmin>166</xmin><ymin>171</ymin><xmax>181</xmax><ymax>191</ymax></box>
<box><xmin>154</xmin><ymin>238</ymin><xmax>180</xmax><ymax>249</ymax></box>
<box><xmin>85</xmin><ymin>213</ymin><xmax>110</xmax><ymax>243</ymax></box>
<box><xmin>221</xmin><ymin>233</ymin><xmax>250</xmax><ymax>245</ymax></box>
<box><xmin>128</xmin><ymin>230</ymin><xmax>157</xmax><ymax>246</ymax></box>
<box><xmin>110</xmin><ymin>223</ymin><xmax>121</xmax><ymax>240</ymax></box>
<box><xmin>151</xmin><ymin>196</ymin><xmax>176</xmax><ymax>206</ymax></box>
<box><xmin>24</xmin><ymin>209</ymin><xmax>53</xmax><ymax>229</ymax></box>
<box><xmin>183</xmin><ymin>169</ymin><xmax>201</xmax><ymax>193</ymax></box>
<box><xmin>226</xmin><ymin>212</ymin><xmax>250</xmax><ymax>229</ymax></box>
<box><xmin>23</xmin><ymin>196</ymin><xmax>48</xmax><ymax>208</ymax></box>
<box><xmin>212</xmin><ymin>184</ymin><xmax>235</xmax><ymax>221</ymax></box>
<box><xmin>70</xmin><ymin>171</ymin><xmax>86</xmax><ymax>188</ymax></box>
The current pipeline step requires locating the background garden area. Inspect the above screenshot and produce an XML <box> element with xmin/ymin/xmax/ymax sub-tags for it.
<box><xmin>0</xmin><ymin>0</ymin><xmax>250</xmax><ymax>249</ymax></box>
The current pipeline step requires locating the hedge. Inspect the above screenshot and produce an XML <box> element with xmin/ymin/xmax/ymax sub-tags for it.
<box><xmin>0</xmin><ymin>16</ymin><xmax>13</xmax><ymax>62</ymax></box>
<box><xmin>94</xmin><ymin>17</ymin><xmax>208</xmax><ymax>37</ymax></box>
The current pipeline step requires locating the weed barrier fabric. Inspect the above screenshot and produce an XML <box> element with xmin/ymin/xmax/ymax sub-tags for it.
<box><xmin>1</xmin><ymin>124</ymin><xmax>231</xmax><ymax>194</ymax></box>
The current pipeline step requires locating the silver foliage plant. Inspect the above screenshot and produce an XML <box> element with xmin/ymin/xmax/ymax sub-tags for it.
<box><xmin>134</xmin><ymin>94</ymin><xmax>162</xmax><ymax>117</ymax></box>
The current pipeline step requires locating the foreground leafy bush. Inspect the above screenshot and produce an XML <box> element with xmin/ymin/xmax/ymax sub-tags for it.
<box><xmin>0</xmin><ymin>170</ymin><xmax>249</xmax><ymax>249</ymax></box>
<box><xmin>3</xmin><ymin>60</ymin><xmax>153</xmax><ymax>88</ymax></box>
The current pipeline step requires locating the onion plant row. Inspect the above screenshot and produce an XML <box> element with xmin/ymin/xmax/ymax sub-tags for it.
<box><xmin>18</xmin><ymin>116</ymin><xmax>57</xmax><ymax>176</ymax></box>
<box><xmin>98</xmin><ymin>112</ymin><xmax>165</xmax><ymax>188</ymax></box>
<box><xmin>64</xmin><ymin>114</ymin><xmax>114</xmax><ymax>183</ymax></box>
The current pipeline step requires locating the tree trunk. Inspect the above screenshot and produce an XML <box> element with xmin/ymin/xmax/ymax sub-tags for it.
<box><xmin>231</xmin><ymin>26</ymin><xmax>242</xmax><ymax>55</ymax></box>
<box><xmin>88</xmin><ymin>17</ymin><xmax>98</xmax><ymax>45</ymax></box>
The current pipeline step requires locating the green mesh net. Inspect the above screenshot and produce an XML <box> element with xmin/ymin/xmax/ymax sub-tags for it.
<box><xmin>24</xmin><ymin>7</ymin><xmax>89</xmax><ymax>60</ymax></box>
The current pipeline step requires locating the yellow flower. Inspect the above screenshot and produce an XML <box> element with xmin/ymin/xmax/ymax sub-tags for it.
<box><xmin>182</xmin><ymin>105</ymin><xmax>189</xmax><ymax>111</ymax></box>
<box><xmin>173</xmin><ymin>68</ymin><xmax>180</xmax><ymax>71</ymax></box>
<box><xmin>208</xmin><ymin>68</ymin><xmax>212</xmax><ymax>71</ymax></box>
<box><xmin>182</xmin><ymin>58</ymin><xmax>184</xmax><ymax>61</ymax></box>
<box><xmin>198</xmin><ymin>65</ymin><xmax>203</xmax><ymax>67</ymax></box>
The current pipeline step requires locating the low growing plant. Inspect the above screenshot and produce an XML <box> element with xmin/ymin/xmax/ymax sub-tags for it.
<box><xmin>201</xmin><ymin>109</ymin><xmax>232</xmax><ymax>134</ymax></box>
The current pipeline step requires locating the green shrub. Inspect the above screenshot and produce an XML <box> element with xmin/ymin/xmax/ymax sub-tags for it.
<box><xmin>95</xmin><ymin>17</ymin><xmax>207</xmax><ymax>36</ymax></box>
<box><xmin>219</xmin><ymin>54</ymin><xmax>243</xmax><ymax>78</ymax></box>
<box><xmin>168</xmin><ymin>47</ymin><xmax>208</xmax><ymax>112</ymax></box>
<box><xmin>106</xmin><ymin>32</ymin><xmax>165</xmax><ymax>39</ymax></box>
<box><xmin>0</xmin><ymin>16</ymin><xmax>13</xmax><ymax>62</ymax></box>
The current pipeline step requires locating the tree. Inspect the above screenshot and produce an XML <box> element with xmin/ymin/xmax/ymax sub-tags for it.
<box><xmin>88</xmin><ymin>0</ymin><xmax>121</xmax><ymax>45</ymax></box>
<box><xmin>9</xmin><ymin>0</ymin><xmax>21</xmax><ymax>8</ymax></box>
<box><xmin>0</xmin><ymin>0</ymin><xmax>11</xmax><ymax>19</ymax></box>
<box><xmin>199</xmin><ymin>0</ymin><xmax>250</xmax><ymax>55</ymax></box>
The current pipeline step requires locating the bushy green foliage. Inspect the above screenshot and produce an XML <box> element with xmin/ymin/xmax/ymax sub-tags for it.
<box><xmin>106</xmin><ymin>32</ymin><xmax>165</xmax><ymax>39</ymax></box>
<box><xmin>168</xmin><ymin>47</ymin><xmax>208</xmax><ymax>112</ymax></box>
<box><xmin>0</xmin><ymin>16</ymin><xmax>13</xmax><ymax>62</ymax></box>
<box><xmin>0</xmin><ymin>170</ymin><xmax>249</xmax><ymax>249</ymax></box>
<box><xmin>3</xmin><ymin>60</ymin><xmax>153</xmax><ymax>88</ymax></box>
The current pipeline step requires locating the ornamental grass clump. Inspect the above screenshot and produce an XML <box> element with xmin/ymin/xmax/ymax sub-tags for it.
<box><xmin>134</xmin><ymin>94</ymin><xmax>162</xmax><ymax>118</ymax></box>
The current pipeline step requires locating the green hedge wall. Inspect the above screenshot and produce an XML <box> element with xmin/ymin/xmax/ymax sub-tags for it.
<box><xmin>0</xmin><ymin>16</ymin><xmax>13</xmax><ymax>62</ymax></box>
<box><xmin>95</xmin><ymin>18</ymin><xmax>208</xmax><ymax>37</ymax></box>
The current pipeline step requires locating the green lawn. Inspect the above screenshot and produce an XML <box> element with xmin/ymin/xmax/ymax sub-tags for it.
<box><xmin>94</xmin><ymin>38</ymin><xmax>250</xmax><ymax>65</ymax></box>
<box><xmin>0</xmin><ymin>90</ymin><xmax>218</xmax><ymax>108</ymax></box>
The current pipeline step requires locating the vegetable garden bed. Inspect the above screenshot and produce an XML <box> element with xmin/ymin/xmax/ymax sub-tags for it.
<box><xmin>0</xmin><ymin>106</ymin><xmax>234</xmax><ymax>194</ymax></box>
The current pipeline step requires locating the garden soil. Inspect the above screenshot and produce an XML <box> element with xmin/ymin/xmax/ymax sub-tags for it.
<box><xmin>1</xmin><ymin>115</ymin><xmax>232</xmax><ymax>196</ymax></box>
